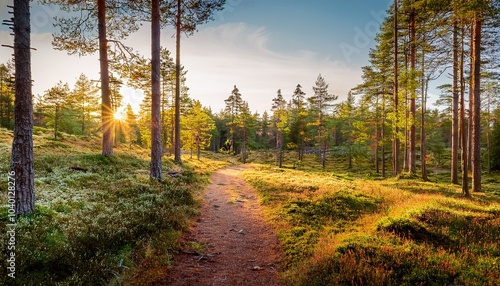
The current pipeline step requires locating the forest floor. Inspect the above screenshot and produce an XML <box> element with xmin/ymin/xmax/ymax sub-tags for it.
<box><xmin>164</xmin><ymin>165</ymin><xmax>283</xmax><ymax>286</ymax></box>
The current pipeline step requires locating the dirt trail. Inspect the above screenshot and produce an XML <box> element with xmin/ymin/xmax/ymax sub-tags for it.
<box><xmin>165</xmin><ymin>165</ymin><xmax>283</xmax><ymax>286</ymax></box>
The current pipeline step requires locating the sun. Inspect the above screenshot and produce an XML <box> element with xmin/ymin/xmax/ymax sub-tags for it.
<box><xmin>114</xmin><ymin>111</ymin><xmax>124</xmax><ymax>121</ymax></box>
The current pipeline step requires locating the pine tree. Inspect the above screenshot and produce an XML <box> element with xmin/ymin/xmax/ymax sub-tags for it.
<box><xmin>337</xmin><ymin>91</ymin><xmax>358</xmax><ymax>169</ymax></box>
<box><xmin>44</xmin><ymin>81</ymin><xmax>71</xmax><ymax>140</ymax></box>
<box><xmin>181</xmin><ymin>101</ymin><xmax>215</xmax><ymax>159</ymax></box>
<box><xmin>309</xmin><ymin>74</ymin><xmax>337</xmax><ymax>168</ymax></box>
<box><xmin>224</xmin><ymin>85</ymin><xmax>243</xmax><ymax>155</ymax></box>
<box><xmin>271</xmin><ymin>89</ymin><xmax>287</xmax><ymax>168</ymax></box>
<box><xmin>72</xmin><ymin>73</ymin><xmax>100</xmax><ymax>135</ymax></box>
<box><xmin>125</xmin><ymin>104</ymin><xmax>141</xmax><ymax>147</ymax></box>
<box><xmin>0</xmin><ymin>63</ymin><xmax>15</xmax><ymax>129</ymax></box>
<box><xmin>290</xmin><ymin>84</ymin><xmax>307</xmax><ymax>160</ymax></box>
<box><xmin>235</xmin><ymin>101</ymin><xmax>253</xmax><ymax>163</ymax></box>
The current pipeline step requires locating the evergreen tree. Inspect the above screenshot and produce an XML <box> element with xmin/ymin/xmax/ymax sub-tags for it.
<box><xmin>271</xmin><ymin>89</ymin><xmax>287</xmax><ymax>168</ymax></box>
<box><xmin>290</xmin><ymin>84</ymin><xmax>308</xmax><ymax>160</ymax></box>
<box><xmin>181</xmin><ymin>100</ymin><xmax>215</xmax><ymax>159</ymax></box>
<box><xmin>258</xmin><ymin>110</ymin><xmax>272</xmax><ymax>149</ymax></box>
<box><xmin>125</xmin><ymin>104</ymin><xmax>141</xmax><ymax>147</ymax></box>
<box><xmin>72</xmin><ymin>73</ymin><xmax>100</xmax><ymax>135</ymax></box>
<box><xmin>0</xmin><ymin>63</ymin><xmax>15</xmax><ymax>129</ymax></box>
<box><xmin>309</xmin><ymin>74</ymin><xmax>338</xmax><ymax>168</ymax></box>
<box><xmin>491</xmin><ymin>121</ymin><xmax>500</xmax><ymax>171</ymax></box>
<box><xmin>224</xmin><ymin>85</ymin><xmax>243</xmax><ymax>154</ymax></box>
<box><xmin>337</xmin><ymin>91</ymin><xmax>358</xmax><ymax>169</ymax></box>
<box><xmin>235</xmin><ymin>101</ymin><xmax>253</xmax><ymax>163</ymax></box>
<box><xmin>43</xmin><ymin>81</ymin><xmax>71</xmax><ymax>140</ymax></box>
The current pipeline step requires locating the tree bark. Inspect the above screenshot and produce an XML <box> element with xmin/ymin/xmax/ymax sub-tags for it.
<box><xmin>451</xmin><ymin>20</ymin><xmax>459</xmax><ymax>184</ymax></box>
<box><xmin>375</xmin><ymin>94</ymin><xmax>380</xmax><ymax>174</ymax></box>
<box><xmin>471</xmin><ymin>13</ymin><xmax>482</xmax><ymax>193</ymax></box>
<box><xmin>382</xmin><ymin>92</ymin><xmax>386</xmax><ymax>178</ymax></box>
<box><xmin>409</xmin><ymin>9</ymin><xmax>416</xmax><ymax>175</ymax></box>
<box><xmin>393</xmin><ymin>0</ymin><xmax>401</xmax><ymax>175</ymax></box>
<box><xmin>150</xmin><ymin>0</ymin><xmax>162</xmax><ymax>180</ymax></box>
<box><xmin>460</xmin><ymin>23</ymin><xmax>469</xmax><ymax>196</ymax></box>
<box><xmin>174</xmin><ymin>0</ymin><xmax>182</xmax><ymax>164</ymax></box>
<box><xmin>11</xmin><ymin>0</ymin><xmax>35</xmax><ymax>215</ymax></box>
<box><xmin>98</xmin><ymin>0</ymin><xmax>113</xmax><ymax>157</ymax></box>
<box><xmin>421</xmin><ymin>57</ymin><xmax>428</xmax><ymax>181</ymax></box>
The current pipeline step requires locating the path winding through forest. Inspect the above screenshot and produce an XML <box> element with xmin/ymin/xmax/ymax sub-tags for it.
<box><xmin>165</xmin><ymin>165</ymin><xmax>283</xmax><ymax>286</ymax></box>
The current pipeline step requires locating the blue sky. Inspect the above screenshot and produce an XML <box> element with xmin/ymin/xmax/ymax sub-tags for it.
<box><xmin>0</xmin><ymin>0</ymin><xmax>393</xmax><ymax>114</ymax></box>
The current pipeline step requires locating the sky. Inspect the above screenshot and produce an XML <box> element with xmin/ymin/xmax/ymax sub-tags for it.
<box><xmin>0</xmin><ymin>0</ymin><xmax>395</xmax><ymax>115</ymax></box>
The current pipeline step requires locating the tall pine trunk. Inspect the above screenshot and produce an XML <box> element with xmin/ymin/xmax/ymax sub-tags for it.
<box><xmin>150</xmin><ymin>0</ymin><xmax>162</xmax><ymax>180</ymax></box>
<box><xmin>98</xmin><ymin>0</ymin><xmax>112</xmax><ymax>157</ymax></box>
<box><xmin>382</xmin><ymin>93</ymin><xmax>386</xmax><ymax>178</ymax></box>
<box><xmin>375</xmin><ymin>94</ymin><xmax>380</xmax><ymax>174</ymax></box>
<box><xmin>11</xmin><ymin>0</ymin><xmax>35</xmax><ymax>214</ymax></box>
<box><xmin>421</xmin><ymin>55</ymin><xmax>428</xmax><ymax>181</ymax></box>
<box><xmin>460</xmin><ymin>23</ymin><xmax>469</xmax><ymax>196</ymax></box>
<box><xmin>471</xmin><ymin>13</ymin><xmax>482</xmax><ymax>193</ymax></box>
<box><xmin>467</xmin><ymin>25</ymin><xmax>473</xmax><ymax>171</ymax></box>
<box><xmin>174</xmin><ymin>0</ymin><xmax>182</xmax><ymax>164</ymax></box>
<box><xmin>409</xmin><ymin>9</ymin><xmax>416</xmax><ymax>175</ymax></box>
<box><xmin>451</xmin><ymin>20</ymin><xmax>459</xmax><ymax>184</ymax></box>
<box><xmin>393</xmin><ymin>0</ymin><xmax>401</xmax><ymax>175</ymax></box>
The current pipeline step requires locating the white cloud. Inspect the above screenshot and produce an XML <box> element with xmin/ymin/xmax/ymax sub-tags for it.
<box><xmin>179</xmin><ymin>22</ymin><xmax>362</xmax><ymax>113</ymax></box>
<box><xmin>1</xmin><ymin>21</ymin><xmax>364</xmax><ymax>115</ymax></box>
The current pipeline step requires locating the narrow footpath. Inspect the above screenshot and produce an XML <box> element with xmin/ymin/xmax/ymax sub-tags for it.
<box><xmin>165</xmin><ymin>165</ymin><xmax>283</xmax><ymax>286</ymax></box>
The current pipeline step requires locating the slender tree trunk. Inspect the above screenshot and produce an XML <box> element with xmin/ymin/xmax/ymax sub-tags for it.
<box><xmin>382</xmin><ymin>92</ymin><xmax>386</xmax><ymax>178</ymax></box>
<box><xmin>375</xmin><ymin>95</ymin><xmax>380</xmax><ymax>174</ymax></box>
<box><xmin>460</xmin><ymin>23</ymin><xmax>469</xmax><ymax>196</ymax></box>
<box><xmin>421</xmin><ymin>57</ymin><xmax>428</xmax><ymax>181</ymax></box>
<box><xmin>54</xmin><ymin>104</ymin><xmax>59</xmax><ymax>140</ymax></box>
<box><xmin>403</xmin><ymin>47</ymin><xmax>409</xmax><ymax>173</ymax></box>
<box><xmin>150</xmin><ymin>0</ymin><xmax>162</xmax><ymax>180</ymax></box>
<box><xmin>409</xmin><ymin>10</ymin><xmax>416</xmax><ymax>175</ymax></box>
<box><xmin>278</xmin><ymin>131</ymin><xmax>283</xmax><ymax>168</ymax></box>
<box><xmin>471</xmin><ymin>14</ymin><xmax>482</xmax><ymax>193</ymax></box>
<box><xmin>174</xmin><ymin>0</ymin><xmax>182</xmax><ymax>164</ymax></box>
<box><xmin>197</xmin><ymin>135</ymin><xmax>201</xmax><ymax>160</ymax></box>
<box><xmin>242</xmin><ymin>124</ymin><xmax>247</xmax><ymax>164</ymax></box>
<box><xmin>170</xmin><ymin>88</ymin><xmax>175</xmax><ymax>155</ymax></box>
<box><xmin>467</xmin><ymin>24</ymin><xmax>473</xmax><ymax>171</ymax></box>
<box><xmin>81</xmin><ymin>103</ymin><xmax>85</xmax><ymax>135</ymax></box>
<box><xmin>348</xmin><ymin>145</ymin><xmax>352</xmax><ymax>169</ymax></box>
<box><xmin>451</xmin><ymin>20</ymin><xmax>459</xmax><ymax>184</ymax></box>
<box><xmin>162</xmin><ymin>80</ymin><xmax>168</xmax><ymax>152</ymax></box>
<box><xmin>98</xmin><ymin>0</ymin><xmax>112</xmax><ymax>157</ymax></box>
<box><xmin>11</xmin><ymin>0</ymin><xmax>35</xmax><ymax>214</ymax></box>
<box><xmin>393</xmin><ymin>0</ymin><xmax>401</xmax><ymax>175</ymax></box>
<box><xmin>486</xmin><ymin>93</ymin><xmax>491</xmax><ymax>173</ymax></box>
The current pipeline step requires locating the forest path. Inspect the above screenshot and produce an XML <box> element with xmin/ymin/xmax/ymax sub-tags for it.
<box><xmin>164</xmin><ymin>165</ymin><xmax>283</xmax><ymax>286</ymax></box>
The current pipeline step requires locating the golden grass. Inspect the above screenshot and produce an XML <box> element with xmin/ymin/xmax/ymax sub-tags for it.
<box><xmin>242</xmin><ymin>162</ymin><xmax>500</xmax><ymax>285</ymax></box>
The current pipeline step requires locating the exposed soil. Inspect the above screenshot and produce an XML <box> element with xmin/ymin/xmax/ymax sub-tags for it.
<box><xmin>164</xmin><ymin>165</ymin><xmax>283</xmax><ymax>286</ymax></box>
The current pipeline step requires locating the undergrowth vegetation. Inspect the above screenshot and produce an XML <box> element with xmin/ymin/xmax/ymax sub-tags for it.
<box><xmin>243</xmin><ymin>161</ymin><xmax>500</xmax><ymax>286</ymax></box>
<box><xmin>0</xmin><ymin>129</ymin><xmax>228</xmax><ymax>285</ymax></box>
<box><xmin>2</xmin><ymin>126</ymin><xmax>499</xmax><ymax>285</ymax></box>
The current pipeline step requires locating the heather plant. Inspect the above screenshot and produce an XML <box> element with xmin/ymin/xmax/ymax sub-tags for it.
<box><xmin>0</xmin><ymin>129</ymin><xmax>220</xmax><ymax>285</ymax></box>
<box><xmin>243</xmin><ymin>163</ymin><xmax>500</xmax><ymax>286</ymax></box>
